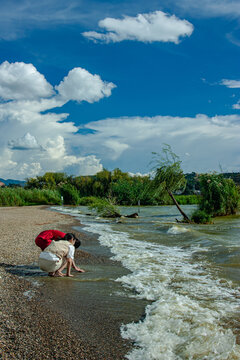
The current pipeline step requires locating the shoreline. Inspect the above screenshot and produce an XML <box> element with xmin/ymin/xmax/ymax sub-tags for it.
<box><xmin>0</xmin><ymin>206</ymin><xmax>134</xmax><ymax>359</ymax></box>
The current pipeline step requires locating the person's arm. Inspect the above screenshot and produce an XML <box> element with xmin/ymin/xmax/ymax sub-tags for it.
<box><xmin>72</xmin><ymin>260</ymin><xmax>85</xmax><ymax>273</ymax></box>
<box><xmin>65</xmin><ymin>244</ymin><xmax>76</xmax><ymax>277</ymax></box>
<box><xmin>66</xmin><ymin>258</ymin><xmax>73</xmax><ymax>277</ymax></box>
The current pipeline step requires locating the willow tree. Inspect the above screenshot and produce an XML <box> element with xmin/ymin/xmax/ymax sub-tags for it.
<box><xmin>152</xmin><ymin>144</ymin><xmax>190</xmax><ymax>222</ymax></box>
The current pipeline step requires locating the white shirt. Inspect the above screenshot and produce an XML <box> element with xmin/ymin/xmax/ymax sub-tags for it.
<box><xmin>67</xmin><ymin>244</ymin><xmax>75</xmax><ymax>259</ymax></box>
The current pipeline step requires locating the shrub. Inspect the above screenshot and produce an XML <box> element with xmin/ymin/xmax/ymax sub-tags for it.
<box><xmin>0</xmin><ymin>188</ymin><xmax>61</xmax><ymax>206</ymax></box>
<box><xmin>198</xmin><ymin>173</ymin><xmax>240</xmax><ymax>216</ymax></box>
<box><xmin>88</xmin><ymin>198</ymin><xmax>120</xmax><ymax>218</ymax></box>
<box><xmin>0</xmin><ymin>188</ymin><xmax>25</xmax><ymax>206</ymax></box>
<box><xmin>191</xmin><ymin>209</ymin><xmax>212</xmax><ymax>224</ymax></box>
<box><xmin>59</xmin><ymin>184</ymin><xmax>80</xmax><ymax>205</ymax></box>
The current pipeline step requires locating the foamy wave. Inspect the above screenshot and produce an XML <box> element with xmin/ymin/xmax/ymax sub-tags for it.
<box><xmin>80</xmin><ymin>221</ymin><xmax>240</xmax><ymax>359</ymax></box>
<box><xmin>167</xmin><ymin>225</ymin><xmax>189</xmax><ymax>234</ymax></box>
<box><xmin>55</xmin><ymin>208</ymin><xmax>240</xmax><ymax>359</ymax></box>
<box><xmin>121</xmin><ymin>297</ymin><xmax>240</xmax><ymax>359</ymax></box>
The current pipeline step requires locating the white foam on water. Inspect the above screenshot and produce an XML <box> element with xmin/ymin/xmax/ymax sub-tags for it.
<box><xmin>53</xmin><ymin>206</ymin><xmax>84</xmax><ymax>217</ymax></box>
<box><xmin>55</xmin><ymin>207</ymin><xmax>240</xmax><ymax>359</ymax></box>
<box><xmin>167</xmin><ymin>225</ymin><xmax>189</xmax><ymax>235</ymax></box>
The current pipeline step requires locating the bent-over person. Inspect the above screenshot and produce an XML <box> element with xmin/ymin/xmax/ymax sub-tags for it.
<box><xmin>38</xmin><ymin>233</ymin><xmax>84</xmax><ymax>277</ymax></box>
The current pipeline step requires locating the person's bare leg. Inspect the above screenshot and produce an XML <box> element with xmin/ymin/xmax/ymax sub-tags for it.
<box><xmin>52</xmin><ymin>271</ymin><xmax>64</xmax><ymax>277</ymax></box>
<box><xmin>54</xmin><ymin>259</ymin><xmax>67</xmax><ymax>276</ymax></box>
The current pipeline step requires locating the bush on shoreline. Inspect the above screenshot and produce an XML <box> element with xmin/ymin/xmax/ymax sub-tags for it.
<box><xmin>0</xmin><ymin>184</ymin><xmax>201</xmax><ymax>207</ymax></box>
<box><xmin>191</xmin><ymin>173</ymin><xmax>240</xmax><ymax>224</ymax></box>
<box><xmin>0</xmin><ymin>188</ymin><xmax>61</xmax><ymax>206</ymax></box>
<box><xmin>191</xmin><ymin>209</ymin><xmax>212</xmax><ymax>224</ymax></box>
<box><xmin>59</xmin><ymin>184</ymin><xmax>81</xmax><ymax>205</ymax></box>
<box><xmin>88</xmin><ymin>198</ymin><xmax>121</xmax><ymax>218</ymax></box>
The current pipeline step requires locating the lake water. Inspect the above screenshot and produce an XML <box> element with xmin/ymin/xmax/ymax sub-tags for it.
<box><xmin>52</xmin><ymin>205</ymin><xmax>240</xmax><ymax>360</ymax></box>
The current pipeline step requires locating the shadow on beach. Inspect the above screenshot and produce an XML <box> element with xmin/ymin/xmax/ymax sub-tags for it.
<box><xmin>0</xmin><ymin>262</ymin><xmax>47</xmax><ymax>277</ymax></box>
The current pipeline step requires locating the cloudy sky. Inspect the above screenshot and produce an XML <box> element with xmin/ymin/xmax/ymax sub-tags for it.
<box><xmin>0</xmin><ymin>0</ymin><xmax>240</xmax><ymax>179</ymax></box>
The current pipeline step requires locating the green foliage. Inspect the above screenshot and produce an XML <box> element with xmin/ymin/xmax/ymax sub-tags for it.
<box><xmin>223</xmin><ymin>172</ymin><xmax>240</xmax><ymax>187</ymax></box>
<box><xmin>59</xmin><ymin>184</ymin><xmax>80</xmax><ymax>205</ymax></box>
<box><xmin>0</xmin><ymin>188</ymin><xmax>25</xmax><ymax>206</ymax></box>
<box><xmin>110</xmin><ymin>176</ymin><xmax>154</xmax><ymax>205</ymax></box>
<box><xmin>88</xmin><ymin>198</ymin><xmax>120</xmax><ymax>218</ymax></box>
<box><xmin>73</xmin><ymin>176</ymin><xmax>94</xmax><ymax>197</ymax></box>
<box><xmin>25</xmin><ymin>172</ymin><xmax>68</xmax><ymax>190</ymax></box>
<box><xmin>175</xmin><ymin>195</ymin><xmax>201</xmax><ymax>205</ymax></box>
<box><xmin>198</xmin><ymin>173</ymin><xmax>240</xmax><ymax>216</ymax></box>
<box><xmin>152</xmin><ymin>144</ymin><xmax>186</xmax><ymax>196</ymax></box>
<box><xmin>152</xmin><ymin>144</ymin><xmax>190</xmax><ymax>221</ymax></box>
<box><xmin>21</xmin><ymin>163</ymin><xmax>202</xmax><ymax>208</ymax></box>
<box><xmin>78</xmin><ymin>196</ymin><xmax>100</xmax><ymax>206</ymax></box>
<box><xmin>191</xmin><ymin>210</ymin><xmax>212</xmax><ymax>224</ymax></box>
<box><xmin>71</xmin><ymin>168</ymin><xmax>156</xmax><ymax>205</ymax></box>
<box><xmin>23</xmin><ymin>189</ymin><xmax>61</xmax><ymax>205</ymax></box>
<box><xmin>0</xmin><ymin>188</ymin><xmax>61</xmax><ymax>206</ymax></box>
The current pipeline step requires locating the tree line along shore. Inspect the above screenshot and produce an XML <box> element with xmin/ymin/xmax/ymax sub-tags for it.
<box><xmin>0</xmin><ymin>168</ymin><xmax>202</xmax><ymax>207</ymax></box>
<box><xmin>0</xmin><ymin>168</ymin><xmax>239</xmax><ymax>224</ymax></box>
<box><xmin>0</xmin><ymin>143</ymin><xmax>239</xmax><ymax>224</ymax></box>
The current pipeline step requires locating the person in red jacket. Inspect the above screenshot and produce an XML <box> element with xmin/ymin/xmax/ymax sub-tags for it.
<box><xmin>35</xmin><ymin>229</ymin><xmax>66</xmax><ymax>250</ymax></box>
<box><xmin>35</xmin><ymin>230</ymin><xmax>85</xmax><ymax>275</ymax></box>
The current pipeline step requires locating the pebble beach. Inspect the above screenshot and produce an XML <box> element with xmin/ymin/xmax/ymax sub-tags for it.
<box><xmin>0</xmin><ymin>206</ymin><xmax>131</xmax><ymax>360</ymax></box>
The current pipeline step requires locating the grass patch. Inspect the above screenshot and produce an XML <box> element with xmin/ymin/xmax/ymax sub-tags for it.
<box><xmin>0</xmin><ymin>188</ymin><xmax>61</xmax><ymax>206</ymax></box>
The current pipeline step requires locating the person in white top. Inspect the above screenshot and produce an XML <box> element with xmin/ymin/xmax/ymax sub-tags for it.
<box><xmin>38</xmin><ymin>233</ymin><xmax>85</xmax><ymax>277</ymax></box>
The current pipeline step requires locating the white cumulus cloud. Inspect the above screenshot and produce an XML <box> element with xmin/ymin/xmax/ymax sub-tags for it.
<box><xmin>18</xmin><ymin>162</ymin><xmax>42</xmax><ymax>177</ymax></box>
<box><xmin>55</xmin><ymin>67</ymin><xmax>116</xmax><ymax>103</ymax></box>
<box><xmin>8</xmin><ymin>132</ymin><xmax>40</xmax><ymax>150</ymax></box>
<box><xmin>74</xmin><ymin>114</ymin><xmax>240</xmax><ymax>173</ymax></box>
<box><xmin>66</xmin><ymin>155</ymin><xmax>103</xmax><ymax>176</ymax></box>
<box><xmin>0</xmin><ymin>61</ymin><xmax>54</xmax><ymax>100</ymax></box>
<box><xmin>82</xmin><ymin>11</ymin><xmax>194</xmax><ymax>44</ymax></box>
<box><xmin>0</xmin><ymin>61</ymin><xmax>112</xmax><ymax>179</ymax></box>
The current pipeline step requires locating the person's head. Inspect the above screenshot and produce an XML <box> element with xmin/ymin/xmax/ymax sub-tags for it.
<box><xmin>63</xmin><ymin>233</ymin><xmax>81</xmax><ymax>248</ymax></box>
<box><xmin>63</xmin><ymin>233</ymin><xmax>75</xmax><ymax>244</ymax></box>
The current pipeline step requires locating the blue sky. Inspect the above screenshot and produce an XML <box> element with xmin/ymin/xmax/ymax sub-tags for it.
<box><xmin>0</xmin><ymin>0</ymin><xmax>240</xmax><ymax>179</ymax></box>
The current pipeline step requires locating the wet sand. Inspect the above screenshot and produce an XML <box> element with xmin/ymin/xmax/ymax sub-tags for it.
<box><xmin>0</xmin><ymin>206</ymin><xmax>133</xmax><ymax>360</ymax></box>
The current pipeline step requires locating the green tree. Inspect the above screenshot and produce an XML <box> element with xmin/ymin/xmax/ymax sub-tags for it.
<box><xmin>25</xmin><ymin>172</ymin><xmax>68</xmax><ymax>189</ymax></box>
<box><xmin>110</xmin><ymin>175</ymin><xmax>154</xmax><ymax>205</ymax></box>
<box><xmin>198</xmin><ymin>173</ymin><xmax>240</xmax><ymax>216</ymax></box>
<box><xmin>95</xmin><ymin>169</ymin><xmax>112</xmax><ymax>195</ymax></box>
<box><xmin>152</xmin><ymin>144</ymin><xmax>190</xmax><ymax>222</ymax></box>
<box><xmin>111</xmin><ymin>168</ymin><xmax>131</xmax><ymax>182</ymax></box>
<box><xmin>59</xmin><ymin>184</ymin><xmax>80</xmax><ymax>205</ymax></box>
<box><xmin>73</xmin><ymin>176</ymin><xmax>94</xmax><ymax>197</ymax></box>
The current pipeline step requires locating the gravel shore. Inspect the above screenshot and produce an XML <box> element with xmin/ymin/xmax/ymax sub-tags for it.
<box><xmin>0</xmin><ymin>206</ymin><xmax>132</xmax><ymax>360</ymax></box>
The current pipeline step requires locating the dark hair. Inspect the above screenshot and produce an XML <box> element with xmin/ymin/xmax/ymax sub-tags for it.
<box><xmin>74</xmin><ymin>239</ymin><xmax>81</xmax><ymax>249</ymax></box>
<box><xmin>63</xmin><ymin>233</ymin><xmax>75</xmax><ymax>241</ymax></box>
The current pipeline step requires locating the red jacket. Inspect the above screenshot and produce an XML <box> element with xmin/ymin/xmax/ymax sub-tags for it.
<box><xmin>35</xmin><ymin>229</ymin><xmax>66</xmax><ymax>251</ymax></box>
